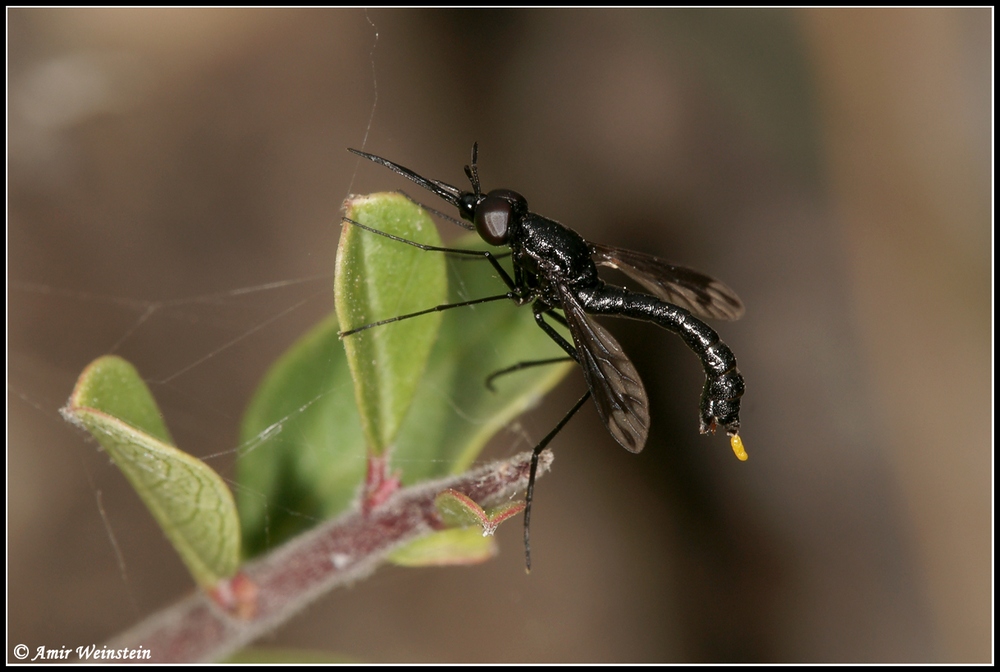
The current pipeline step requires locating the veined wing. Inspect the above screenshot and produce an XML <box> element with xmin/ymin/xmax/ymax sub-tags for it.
<box><xmin>591</xmin><ymin>243</ymin><xmax>745</xmax><ymax>321</ymax></box>
<box><xmin>556</xmin><ymin>284</ymin><xmax>649</xmax><ymax>454</ymax></box>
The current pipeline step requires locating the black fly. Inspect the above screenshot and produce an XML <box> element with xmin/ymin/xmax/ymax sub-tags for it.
<box><xmin>342</xmin><ymin>144</ymin><xmax>747</xmax><ymax>569</ymax></box>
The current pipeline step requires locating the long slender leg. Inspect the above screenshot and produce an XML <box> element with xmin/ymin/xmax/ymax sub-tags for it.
<box><xmin>532</xmin><ymin>304</ymin><xmax>579</xmax><ymax>362</ymax></box>
<box><xmin>456</xmin><ymin>251</ymin><xmax>513</xmax><ymax>262</ymax></box>
<box><xmin>343</xmin><ymin>217</ymin><xmax>519</xmax><ymax>292</ymax></box>
<box><xmin>485</xmin><ymin>357</ymin><xmax>575</xmax><ymax>391</ymax></box>
<box><xmin>338</xmin><ymin>215</ymin><xmax>532</xmax><ymax>337</ymax></box>
<box><xmin>524</xmin><ymin>390</ymin><xmax>592</xmax><ymax>572</ymax></box>
<box><xmin>544</xmin><ymin>309</ymin><xmax>569</xmax><ymax>328</ymax></box>
<box><xmin>339</xmin><ymin>292</ymin><xmax>514</xmax><ymax>338</ymax></box>
<box><xmin>485</xmin><ymin>307</ymin><xmax>573</xmax><ymax>389</ymax></box>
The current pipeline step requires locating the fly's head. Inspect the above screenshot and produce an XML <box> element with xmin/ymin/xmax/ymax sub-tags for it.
<box><xmin>472</xmin><ymin>189</ymin><xmax>528</xmax><ymax>248</ymax></box>
<box><xmin>459</xmin><ymin>143</ymin><xmax>528</xmax><ymax>248</ymax></box>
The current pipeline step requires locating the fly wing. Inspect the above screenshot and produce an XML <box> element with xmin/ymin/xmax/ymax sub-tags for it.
<box><xmin>556</xmin><ymin>284</ymin><xmax>649</xmax><ymax>453</ymax></box>
<box><xmin>592</xmin><ymin>243</ymin><xmax>745</xmax><ymax>321</ymax></box>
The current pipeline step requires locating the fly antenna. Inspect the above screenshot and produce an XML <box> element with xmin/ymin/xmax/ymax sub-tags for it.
<box><xmin>464</xmin><ymin>142</ymin><xmax>482</xmax><ymax>199</ymax></box>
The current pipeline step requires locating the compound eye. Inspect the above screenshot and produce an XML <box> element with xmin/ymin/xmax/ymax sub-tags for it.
<box><xmin>475</xmin><ymin>194</ymin><xmax>512</xmax><ymax>246</ymax></box>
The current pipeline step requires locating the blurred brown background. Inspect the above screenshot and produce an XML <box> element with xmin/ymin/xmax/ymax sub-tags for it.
<box><xmin>8</xmin><ymin>8</ymin><xmax>991</xmax><ymax>663</ymax></box>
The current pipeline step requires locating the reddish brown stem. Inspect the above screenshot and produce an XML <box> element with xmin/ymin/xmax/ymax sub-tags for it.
<box><xmin>101</xmin><ymin>450</ymin><xmax>552</xmax><ymax>663</ymax></box>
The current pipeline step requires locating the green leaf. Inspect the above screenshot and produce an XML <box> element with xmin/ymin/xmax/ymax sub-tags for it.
<box><xmin>237</xmin><ymin>313</ymin><xmax>366</xmax><ymax>558</ymax></box>
<box><xmin>387</xmin><ymin>527</ymin><xmax>497</xmax><ymax>567</ymax></box>
<box><xmin>62</xmin><ymin>356</ymin><xmax>240</xmax><ymax>587</ymax></box>
<box><xmin>434</xmin><ymin>488</ymin><xmax>526</xmax><ymax>536</ymax></box>
<box><xmin>435</xmin><ymin>489</ymin><xmax>488</xmax><ymax>529</ymax></box>
<box><xmin>334</xmin><ymin>193</ymin><xmax>447</xmax><ymax>455</ymax></box>
<box><xmin>237</xmin><ymin>194</ymin><xmax>574</xmax><ymax>554</ymax></box>
<box><xmin>67</xmin><ymin>354</ymin><xmax>174</xmax><ymax>445</ymax></box>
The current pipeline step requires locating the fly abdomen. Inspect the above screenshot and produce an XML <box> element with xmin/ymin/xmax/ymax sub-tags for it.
<box><xmin>703</xmin><ymin>340</ymin><xmax>739</xmax><ymax>377</ymax></box>
<box><xmin>576</xmin><ymin>285</ymin><xmax>744</xmax><ymax>436</ymax></box>
<box><xmin>700</xmin><ymin>368</ymin><xmax>743</xmax><ymax>434</ymax></box>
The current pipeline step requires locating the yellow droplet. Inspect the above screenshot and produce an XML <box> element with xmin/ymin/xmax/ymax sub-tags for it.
<box><xmin>730</xmin><ymin>434</ymin><xmax>748</xmax><ymax>461</ymax></box>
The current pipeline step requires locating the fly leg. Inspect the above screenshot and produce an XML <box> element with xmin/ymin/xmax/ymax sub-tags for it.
<box><xmin>342</xmin><ymin>216</ymin><xmax>520</xmax><ymax>292</ymax></box>
<box><xmin>485</xmin><ymin>357</ymin><xmax>575</xmax><ymax>391</ymax></box>
<box><xmin>484</xmin><ymin>309</ymin><xmax>574</xmax><ymax>390</ymax></box>
<box><xmin>523</xmin><ymin>390</ymin><xmax>591</xmax><ymax>572</ymax></box>
<box><xmin>338</xmin><ymin>217</ymin><xmax>531</xmax><ymax>337</ymax></box>
<box><xmin>515</xmin><ymin>302</ymin><xmax>594</xmax><ymax>570</ymax></box>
